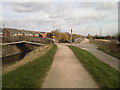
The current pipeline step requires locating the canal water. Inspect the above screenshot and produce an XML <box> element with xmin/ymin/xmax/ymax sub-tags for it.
<box><xmin>2</xmin><ymin>51</ymin><xmax>31</xmax><ymax>65</ymax></box>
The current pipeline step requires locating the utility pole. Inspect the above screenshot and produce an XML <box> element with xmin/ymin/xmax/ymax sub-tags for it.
<box><xmin>3</xmin><ymin>24</ymin><xmax>5</xmax><ymax>29</ymax></box>
<box><xmin>71</xmin><ymin>29</ymin><xmax>72</xmax><ymax>46</ymax></box>
<box><xmin>100</xmin><ymin>27</ymin><xmax>102</xmax><ymax>36</ymax></box>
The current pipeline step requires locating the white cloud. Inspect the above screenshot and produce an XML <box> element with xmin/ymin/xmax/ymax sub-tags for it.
<box><xmin>1</xmin><ymin>0</ymin><xmax>119</xmax><ymax>2</ymax></box>
<box><xmin>1</xmin><ymin>2</ymin><xmax>118</xmax><ymax>35</ymax></box>
<box><xmin>96</xmin><ymin>2</ymin><xmax>118</xmax><ymax>10</ymax></box>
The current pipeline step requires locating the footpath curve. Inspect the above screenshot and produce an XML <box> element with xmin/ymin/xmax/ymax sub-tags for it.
<box><xmin>73</xmin><ymin>39</ymin><xmax>120</xmax><ymax>72</ymax></box>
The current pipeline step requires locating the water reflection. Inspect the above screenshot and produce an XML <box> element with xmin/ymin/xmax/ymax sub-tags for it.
<box><xmin>2</xmin><ymin>51</ymin><xmax>31</xmax><ymax>65</ymax></box>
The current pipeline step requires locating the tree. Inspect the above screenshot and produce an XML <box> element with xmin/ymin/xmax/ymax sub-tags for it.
<box><xmin>87</xmin><ymin>33</ymin><xmax>93</xmax><ymax>39</ymax></box>
<box><xmin>51</xmin><ymin>29</ymin><xmax>71</xmax><ymax>42</ymax></box>
<box><xmin>46</xmin><ymin>33</ymin><xmax>52</xmax><ymax>38</ymax></box>
<box><xmin>51</xmin><ymin>29</ymin><xmax>82</xmax><ymax>43</ymax></box>
<box><xmin>51</xmin><ymin>29</ymin><xmax>61</xmax><ymax>40</ymax></box>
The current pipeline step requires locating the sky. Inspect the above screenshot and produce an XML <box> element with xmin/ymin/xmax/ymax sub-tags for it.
<box><xmin>0</xmin><ymin>0</ymin><xmax>119</xmax><ymax>36</ymax></box>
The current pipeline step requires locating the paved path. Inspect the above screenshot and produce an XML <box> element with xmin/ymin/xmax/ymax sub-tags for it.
<box><xmin>72</xmin><ymin>39</ymin><xmax>120</xmax><ymax>72</ymax></box>
<box><xmin>42</xmin><ymin>44</ymin><xmax>99</xmax><ymax>88</ymax></box>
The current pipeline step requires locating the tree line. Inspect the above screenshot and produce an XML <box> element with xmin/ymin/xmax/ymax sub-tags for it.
<box><xmin>50</xmin><ymin>29</ymin><xmax>82</xmax><ymax>43</ymax></box>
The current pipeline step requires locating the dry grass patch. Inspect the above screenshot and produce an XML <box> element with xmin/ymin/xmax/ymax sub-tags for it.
<box><xmin>90</xmin><ymin>39</ymin><xmax>120</xmax><ymax>60</ymax></box>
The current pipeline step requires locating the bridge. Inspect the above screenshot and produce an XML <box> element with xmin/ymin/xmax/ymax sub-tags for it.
<box><xmin>0</xmin><ymin>36</ymin><xmax>53</xmax><ymax>46</ymax></box>
<box><xmin>1</xmin><ymin>41</ymin><xmax>45</xmax><ymax>46</ymax></box>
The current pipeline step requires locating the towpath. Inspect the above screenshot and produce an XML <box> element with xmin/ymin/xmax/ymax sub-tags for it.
<box><xmin>42</xmin><ymin>44</ymin><xmax>99</xmax><ymax>88</ymax></box>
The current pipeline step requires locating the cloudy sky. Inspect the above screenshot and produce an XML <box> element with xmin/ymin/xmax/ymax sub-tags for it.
<box><xmin>0</xmin><ymin>1</ymin><xmax>118</xmax><ymax>36</ymax></box>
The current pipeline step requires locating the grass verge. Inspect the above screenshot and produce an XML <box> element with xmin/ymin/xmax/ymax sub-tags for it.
<box><xmin>68</xmin><ymin>45</ymin><xmax>120</xmax><ymax>88</ymax></box>
<box><xmin>90</xmin><ymin>40</ymin><xmax>120</xmax><ymax>60</ymax></box>
<box><xmin>2</xmin><ymin>44</ymin><xmax>57</xmax><ymax>88</ymax></box>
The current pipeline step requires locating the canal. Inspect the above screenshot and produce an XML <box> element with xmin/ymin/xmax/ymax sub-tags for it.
<box><xmin>2</xmin><ymin>50</ymin><xmax>31</xmax><ymax>65</ymax></box>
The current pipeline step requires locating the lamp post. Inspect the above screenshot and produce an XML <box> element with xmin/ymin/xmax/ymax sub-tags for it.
<box><xmin>71</xmin><ymin>29</ymin><xmax>72</xmax><ymax>46</ymax></box>
<box><xmin>3</xmin><ymin>24</ymin><xmax>5</xmax><ymax>29</ymax></box>
<box><xmin>100</xmin><ymin>27</ymin><xmax>102</xmax><ymax>36</ymax></box>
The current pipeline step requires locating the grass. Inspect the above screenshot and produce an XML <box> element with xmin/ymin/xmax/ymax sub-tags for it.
<box><xmin>2</xmin><ymin>44</ymin><xmax>57</xmax><ymax>88</ymax></box>
<box><xmin>68</xmin><ymin>45</ymin><xmax>120</xmax><ymax>88</ymax></box>
<box><xmin>90</xmin><ymin>40</ymin><xmax>120</xmax><ymax>60</ymax></box>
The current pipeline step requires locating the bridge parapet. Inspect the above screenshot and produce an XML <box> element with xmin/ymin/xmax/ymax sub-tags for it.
<box><xmin>1</xmin><ymin>36</ymin><xmax>53</xmax><ymax>44</ymax></box>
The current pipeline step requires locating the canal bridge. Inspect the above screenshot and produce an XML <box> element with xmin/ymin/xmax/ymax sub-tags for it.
<box><xmin>0</xmin><ymin>36</ymin><xmax>53</xmax><ymax>46</ymax></box>
<box><xmin>1</xmin><ymin>41</ymin><xmax>45</xmax><ymax>46</ymax></box>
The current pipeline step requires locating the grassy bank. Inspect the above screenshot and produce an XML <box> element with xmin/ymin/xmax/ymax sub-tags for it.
<box><xmin>90</xmin><ymin>40</ymin><xmax>120</xmax><ymax>60</ymax></box>
<box><xmin>68</xmin><ymin>45</ymin><xmax>120</xmax><ymax>88</ymax></box>
<box><xmin>3</xmin><ymin>44</ymin><xmax>57</xmax><ymax>88</ymax></box>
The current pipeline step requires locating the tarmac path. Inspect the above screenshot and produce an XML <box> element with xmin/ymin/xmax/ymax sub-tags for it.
<box><xmin>72</xmin><ymin>39</ymin><xmax>120</xmax><ymax>72</ymax></box>
<box><xmin>42</xmin><ymin>44</ymin><xmax>99</xmax><ymax>88</ymax></box>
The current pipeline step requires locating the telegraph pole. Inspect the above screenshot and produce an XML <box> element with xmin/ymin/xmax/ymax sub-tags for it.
<box><xmin>3</xmin><ymin>24</ymin><xmax>5</xmax><ymax>29</ymax></box>
<box><xmin>100</xmin><ymin>27</ymin><xmax>102</xmax><ymax>36</ymax></box>
<box><xmin>71</xmin><ymin>29</ymin><xmax>72</xmax><ymax>46</ymax></box>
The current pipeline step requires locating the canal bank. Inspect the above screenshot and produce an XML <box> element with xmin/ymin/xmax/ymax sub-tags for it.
<box><xmin>2</xmin><ymin>43</ymin><xmax>39</xmax><ymax>58</ymax></box>
<box><xmin>3</xmin><ymin>44</ymin><xmax>53</xmax><ymax>74</ymax></box>
<box><xmin>3</xmin><ymin>44</ymin><xmax>57</xmax><ymax>88</ymax></box>
<box><xmin>1</xmin><ymin>43</ymin><xmax>42</xmax><ymax>65</ymax></box>
<box><xmin>2</xmin><ymin>50</ymin><xmax>31</xmax><ymax>65</ymax></box>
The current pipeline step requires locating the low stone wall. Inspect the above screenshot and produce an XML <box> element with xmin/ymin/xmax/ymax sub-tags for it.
<box><xmin>2</xmin><ymin>36</ymin><xmax>53</xmax><ymax>44</ymax></box>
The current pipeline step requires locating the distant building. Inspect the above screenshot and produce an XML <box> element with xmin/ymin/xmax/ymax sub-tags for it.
<box><xmin>0</xmin><ymin>28</ymin><xmax>4</xmax><ymax>37</ymax></box>
<box><xmin>22</xmin><ymin>30</ymin><xmax>34</xmax><ymax>36</ymax></box>
<box><xmin>0</xmin><ymin>28</ymin><xmax>42</xmax><ymax>37</ymax></box>
<box><xmin>1</xmin><ymin>28</ymin><xmax>23</xmax><ymax>36</ymax></box>
<box><xmin>1</xmin><ymin>28</ymin><xmax>12</xmax><ymax>37</ymax></box>
<box><xmin>40</xmin><ymin>32</ymin><xmax>47</xmax><ymax>38</ymax></box>
<box><xmin>30</xmin><ymin>31</ymin><xmax>42</xmax><ymax>37</ymax></box>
